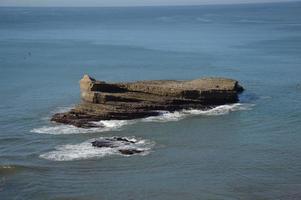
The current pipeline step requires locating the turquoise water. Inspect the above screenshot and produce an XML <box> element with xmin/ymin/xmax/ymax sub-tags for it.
<box><xmin>1</xmin><ymin>2</ymin><xmax>301</xmax><ymax>199</ymax></box>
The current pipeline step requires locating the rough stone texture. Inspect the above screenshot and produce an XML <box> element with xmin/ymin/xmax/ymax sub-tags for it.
<box><xmin>51</xmin><ymin>74</ymin><xmax>244</xmax><ymax>127</ymax></box>
<box><xmin>91</xmin><ymin>137</ymin><xmax>144</xmax><ymax>155</ymax></box>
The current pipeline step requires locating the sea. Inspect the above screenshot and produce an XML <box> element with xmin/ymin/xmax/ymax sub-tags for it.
<box><xmin>0</xmin><ymin>2</ymin><xmax>301</xmax><ymax>199</ymax></box>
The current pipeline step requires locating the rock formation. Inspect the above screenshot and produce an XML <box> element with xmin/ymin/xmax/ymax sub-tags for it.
<box><xmin>91</xmin><ymin>137</ymin><xmax>144</xmax><ymax>155</ymax></box>
<box><xmin>51</xmin><ymin>75</ymin><xmax>244</xmax><ymax>127</ymax></box>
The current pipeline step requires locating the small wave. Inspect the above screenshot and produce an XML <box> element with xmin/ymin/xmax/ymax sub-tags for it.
<box><xmin>51</xmin><ymin>105</ymin><xmax>74</xmax><ymax>114</ymax></box>
<box><xmin>236</xmin><ymin>19</ymin><xmax>267</xmax><ymax>24</ymax></box>
<box><xmin>185</xmin><ymin>103</ymin><xmax>254</xmax><ymax>116</ymax></box>
<box><xmin>156</xmin><ymin>16</ymin><xmax>174</xmax><ymax>22</ymax></box>
<box><xmin>31</xmin><ymin>120</ymin><xmax>132</xmax><ymax>135</ymax></box>
<box><xmin>142</xmin><ymin>103</ymin><xmax>254</xmax><ymax>122</ymax></box>
<box><xmin>142</xmin><ymin>111</ymin><xmax>186</xmax><ymax>122</ymax></box>
<box><xmin>92</xmin><ymin>120</ymin><xmax>135</xmax><ymax>128</ymax></box>
<box><xmin>196</xmin><ymin>17</ymin><xmax>212</xmax><ymax>23</ymax></box>
<box><xmin>40</xmin><ymin>137</ymin><xmax>154</xmax><ymax>161</ymax></box>
<box><xmin>41</xmin><ymin>105</ymin><xmax>75</xmax><ymax>121</ymax></box>
<box><xmin>32</xmin><ymin>103</ymin><xmax>254</xmax><ymax>134</ymax></box>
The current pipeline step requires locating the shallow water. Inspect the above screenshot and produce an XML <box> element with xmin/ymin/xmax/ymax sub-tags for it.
<box><xmin>1</xmin><ymin>2</ymin><xmax>301</xmax><ymax>199</ymax></box>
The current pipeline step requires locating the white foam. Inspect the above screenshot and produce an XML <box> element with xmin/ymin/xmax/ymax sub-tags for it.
<box><xmin>142</xmin><ymin>103</ymin><xmax>254</xmax><ymax>123</ymax></box>
<box><xmin>142</xmin><ymin>111</ymin><xmax>186</xmax><ymax>122</ymax></box>
<box><xmin>32</xmin><ymin>103</ymin><xmax>254</xmax><ymax>134</ymax></box>
<box><xmin>92</xmin><ymin>120</ymin><xmax>135</xmax><ymax>128</ymax></box>
<box><xmin>31</xmin><ymin>120</ymin><xmax>132</xmax><ymax>135</ymax></box>
<box><xmin>51</xmin><ymin>105</ymin><xmax>74</xmax><ymax>114</ymax></box>
<box><xmin>40</xmin><ymin>137</ymin><xmax>154</xmax><ymax>161</ymax></box>
<box><xmin>41</xmin><ymin>105</ymin><xmax>75</xmax><ymax>121</ymax></box>
<box><xmin>183</xmin><ymin>103</ymin><xmax>254</xmax><ymax>116</ymax></box>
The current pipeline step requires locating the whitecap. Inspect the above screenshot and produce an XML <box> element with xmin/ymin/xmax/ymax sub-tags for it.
<box><xmin>41</xmin><ymin>105</ymin><xmax>75</xmax><ymax>121</ymax></box>
<box><xmin>51</xmin><ymin>105</ymin><xmax>75</xmax><ymax>114</ymax></box>
<box><xmin>32</xmin><ymin>103</ymin><xmax>254</xmax><ymax>134</ymax></box>
<box><xmin>141</xmin><ymin>111</ymin><xmax>186</xmax><ymax>122</ymax></box>
<box><xmin>40</xmin><ymin>137</ymin><xmax>154</xmax><ymax>161</ymax></box>
<box><xmin>142</xmin><ymin>103</ymin><xmax>254</xmax><ymax>123</ymax></box>
<box><xmin>183</xmin><ymin>103</ymin><xmax>254</xmax><ymax>116</ymax></box>
<box><xmin>92</xmin><ymin>120</ymin><xmax>135</xmax><ymax>128</ymax></box>
<box><xmin>31</xmin><ymin>120</ymin><xmax>132</xmax><ymax>135</ymax></box>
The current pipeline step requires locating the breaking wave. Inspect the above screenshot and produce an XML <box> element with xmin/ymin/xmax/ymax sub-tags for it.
<box><xmin>51</xmin><ymin>105</ymin><xmax>74</xmax><ymax>114</ymax></box>
<box><xmin>41</xmin><ymin>105</ymin><xmax>75</xmax><ymax>121</ymax></box>
<box><xmin>31</xmin><ymin>120</ymin><xmax>132</xmax><ymax>135</ymax></box>
<box><xmin>40</xmin><ymin>137</ymin><xmax>154</xmax><ymax>161</ymax></box>
<box><xmin>32</xmin><ymin>103</ymin><xmax>254</xmax><ymax>134</ymax></box>
<box><xmin>142</xmin><ymin>103</ymin><xmax>254</xmax><ymax>122</ymax></box>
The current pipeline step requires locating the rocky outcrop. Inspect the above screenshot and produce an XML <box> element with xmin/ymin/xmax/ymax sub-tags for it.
<box><xmin>91</xmin><ymin>137</ymin><xmax>144</xmax><ymax>155</ymax></box>
<box><xmin>51</xmin><ymin>75</ymin><xmax>244</xmax><ymax>127</ymax></box>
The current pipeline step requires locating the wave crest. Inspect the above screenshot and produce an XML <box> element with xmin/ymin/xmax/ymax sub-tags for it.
<box><xmin>31</xmin><ymin>120</ymin><xmax>132</xmax><ymax>135</ymax></box>
<box><xmin>40</xmin><ymin>137</ymin><xmax>154</xmax><ymax>161</ymax></box>
<box><xmin>32</xmin><ymin>103</ymin><xmax>254</xmax><ymax>134</ymax></box>
<box><xmin>142</xmin><ymin>103</ymin><xmax>254</xmax><ymax>122</ymax></box>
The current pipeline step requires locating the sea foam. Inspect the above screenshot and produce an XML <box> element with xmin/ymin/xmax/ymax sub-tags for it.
<box><xmin>40</xmin><ymin>137</ymin><xmax>154</xmax><ymax>161</ymax></box>
<box><xmin>31</xmin><ymin>120</ymin><xmax>131</xmax><ymax>135</ymax></box>
<box><xmin>32</xmin><ymin>103</ymin><xmax>254</xmax><ymax>134</ymax></box>
<box><xmin>142</xmin><ymin>103</ymin><xmax>254</xmax><ymax>123</ymax></box>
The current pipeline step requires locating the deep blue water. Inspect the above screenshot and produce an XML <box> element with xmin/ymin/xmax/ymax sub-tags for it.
<box><xmin>1</xmin><ymin>2</ymin><xmax>301</xmax><ymax>200</ymax></box>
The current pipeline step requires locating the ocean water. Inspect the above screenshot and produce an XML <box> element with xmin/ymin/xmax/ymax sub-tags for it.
<box><xmin>1</xmin><ymin>2</ymin><xmax>301</xmax><ymax>199</ymax></box>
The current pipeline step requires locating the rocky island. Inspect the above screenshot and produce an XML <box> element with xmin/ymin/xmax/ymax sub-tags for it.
<box><xmin>51</xmin><ymin>75</ymin><xmax>244</xmax><ymax>128</ymax></box>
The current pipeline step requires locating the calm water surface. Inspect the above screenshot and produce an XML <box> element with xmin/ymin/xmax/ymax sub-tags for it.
<box><xmin>0</xmin><ymin>2</ymin><xmax>301</xmax><ymax>200</ymax></box>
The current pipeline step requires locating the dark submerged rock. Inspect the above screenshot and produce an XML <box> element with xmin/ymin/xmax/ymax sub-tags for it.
<box><xmin>91</xmin><ymin>137</ymin><xmax>144</xmax><ymax>155</ymax></box>
<box><xmin>51</xmin><ymin>75</ymin><xmax>244</xmax><ymax>127</ymax></box>
<box><xmin>118</xmin><ymin>149</ymin><xmax>144</xmax><ymax>155</ymax></box>
<box><xmin>91</xmin><ymin>140</ymin><xmax>118</xmax><ymax>148</ymax></box>
<box><xmin>113</xmin><ymin>137</ymin><xmax>135</xmax><ymax>143</ymax></box>
<box><xmin>91</xmin><ymin>137</ymin><xmax>135</xmax><ymax>148</ymax></box>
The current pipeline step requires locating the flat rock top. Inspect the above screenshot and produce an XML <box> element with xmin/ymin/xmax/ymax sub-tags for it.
<box><xmin>81</xmin><ymin>75</ymin><xmax>239</xmax><ymax>91</ymax></box>
<box><xmin>121</xmin><ymin>77</ymin><xmax>238</xmax><ymax>91</ymax></box>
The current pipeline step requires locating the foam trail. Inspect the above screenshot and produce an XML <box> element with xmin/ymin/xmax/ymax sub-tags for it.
<box><xmin>40</xmin><ymin>137</ymin><xmax>154</xmax><ymax>161</ymax></box>
<box><xmin>32</xmin><ymin>103</ymin><xmax>254</xmax><ymax>134</ymax></box>
<box><xmin>31</xmin><ymin>120</ymin><xmax>133</xmax><ymax>135</ymax></box>
<box><xmin>183</xmin><ymin>103</ymin><xmax>254</xmax><ymax>116</ymax></box>
<box><xmin>142</xmin><ymin>111</ymin><xmax>186</xmax><ymax>122</ymax></box>
<box><xmin>142</xmin><ymin>103</ymin><xmax>254</xmax><ymax>122</ymax></box>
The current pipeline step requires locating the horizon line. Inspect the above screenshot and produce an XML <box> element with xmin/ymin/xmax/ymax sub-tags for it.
<box><xmin>0</xmin><ymin>0</ymin><xmax>299</xmax><ymax>8</ymax></box>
